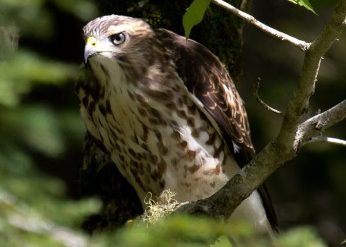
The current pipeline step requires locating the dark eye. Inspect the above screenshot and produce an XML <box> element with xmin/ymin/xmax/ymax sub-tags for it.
<box><xmin>110</xmin><ymin>32</ymin><xmax>126</xmax><ymax>45</ymax></box>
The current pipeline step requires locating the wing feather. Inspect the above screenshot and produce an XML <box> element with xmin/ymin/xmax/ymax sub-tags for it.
<box><xmin>157</xmin><ymin>29</ymin><xmax>254</xmax><ymax>165</ymax></box>
<box><xmin>157</xmin><ymin>29</ymin><xmax>278</xmax><ymax>230</ymax></box>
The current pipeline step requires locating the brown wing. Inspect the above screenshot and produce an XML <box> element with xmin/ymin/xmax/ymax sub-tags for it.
<box><xmin>157</xmin><ymin>29</ymin><xmax>278</xmax><ymax>230</ymax></box>
<box><xmin>157</xmin><ymin>29</ymin><xmax>254</xmax><ymax>165</ymax></box>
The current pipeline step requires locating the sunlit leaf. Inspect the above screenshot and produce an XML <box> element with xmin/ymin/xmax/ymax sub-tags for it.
<box><xmin>211</xmin><ymin>236</ymin><xmax>233</xmax><ymax>247</ymax></box>
<box><xmin>277</xmin><ymin>227</ymin><xmax>327</xmax><ymax>247</ymax></box>
<box><xmin>183</xmin><ymin>0</ymin><xmax>211</xmax><ymax>39</ymax></box>
<box><xmin>287</xmin><ymin>0</ymin><xmax>317</xmax><ymax>14</ymax></box>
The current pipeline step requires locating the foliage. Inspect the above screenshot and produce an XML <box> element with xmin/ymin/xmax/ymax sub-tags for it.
<box><xmin>183</xmin><ymin>0</ymin><xmax>211</xmax><ymax>38</ymax></box>
<box><xmin>0</xmin><ymin>1</ymin><xmax>90</xmax><ymax>244</ymax></box>
<box><xmin>0</xmin><ymin>173</ymin><xmax>98</xmax><ymax>247</ymax></box>
<box><xmin>277</xmin><ymin>227</ymin><xmax>327</xmax><ymax>247</ymax></box>
<box><xmin>0</xmin><ymin>26</ymin><xmax>18</xmax><ymax>62</ymax></box>
<box><xmin>0</xmin><ymin>138</ymin><xmax>328</xmax><ymax>247</ymax></box>
<box><xmin>0</xmin><ymin>164</ymin><xmax>328</xmax><ymax>247</ymax></box>
<box><xmin>287</xmin><ymin>0</ymin><xmax>316</xmax><ymax>14</ymax></box>
<box><xmin>0</xmin><ymin>51</ymin><xmax>77</xmax><ymax>107</ymax></box>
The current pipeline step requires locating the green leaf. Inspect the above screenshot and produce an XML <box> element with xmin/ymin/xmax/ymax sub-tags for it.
<box><xmin>211</xmin><ymin>236</ymin><xmax>233</xmax><ymax>247</ymax></box>
<box><xmin>287</xmin><ymin>0</ymin><xmax>317</xmax><ymax>14</ymax></box>
<box><xmin>277</xmin><ymin>227</ymin><xmax>327</xmax><ymax>247</ymax></box>
<box><xmin>183</xmin><ymin>0</ymin><xmax>211</xmax><ymax>39</ymax></box>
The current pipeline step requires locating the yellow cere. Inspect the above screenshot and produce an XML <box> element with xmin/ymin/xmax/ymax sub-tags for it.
<box><xmin>86</xmin><ymin>36</ymin><xmax>97</xmax><ymax>46</ymax></box>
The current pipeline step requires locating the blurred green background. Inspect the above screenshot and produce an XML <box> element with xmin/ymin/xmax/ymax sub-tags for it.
<box><xmin>0</xmin><ymin>0</ymin><xmax>344</xmax><ymax>246</ymax></box>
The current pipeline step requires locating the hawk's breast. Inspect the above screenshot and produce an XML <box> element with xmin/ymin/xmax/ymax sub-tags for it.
<box><xmin>78</xmin><ymin>55</ymin><xmax>239</xmax><ymax>203</ymax></box>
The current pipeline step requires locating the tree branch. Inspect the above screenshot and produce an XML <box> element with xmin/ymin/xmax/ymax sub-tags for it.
<box><xmin>297</xmin><ymin>100</ymin><xmax>346</xmax><ymax>145</ymax></box>
<box><xmin>178</xmin><ymin>0</ymin><xmax>346</xmax><ymax>219</ymax></box>
<box><xmin>279</xmin><ymin>0</ymin><xmax>346</xmax><ymax>151</ymax></box>
<box><xmin>212</xmin><ymin>0</ymin><xmax>311</xmax><ymax>51</ymax></box>
<box><xmin>306</xmin><ymin>136</ymin><xmax>346</xmax><ymax>147</ymax></box>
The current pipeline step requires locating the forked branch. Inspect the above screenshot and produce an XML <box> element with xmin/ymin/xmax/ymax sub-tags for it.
<box><xmin>297</xmin><ymin>100</ymin><xmax>346</xmax><ymax>146</ymax></box>
<box><xmin>178</xmin><ymin>0</ymin><xmax>346</xmax><ymax>218</ymax></box>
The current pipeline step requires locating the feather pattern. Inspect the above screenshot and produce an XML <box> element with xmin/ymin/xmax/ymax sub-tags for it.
<box><xmin>157</xmin><ymin>29</ymin><xmax>254</xmax><ymax>164</ymax></box>
<box><xmin>157</xmin><ymin>29</ymin><xmax>277</xmax><ymax>229</ymax></box>
<box><xmin>77</xmin><ymin>15</ymin><xmax>278</xmax><ymax>232</ymax></box>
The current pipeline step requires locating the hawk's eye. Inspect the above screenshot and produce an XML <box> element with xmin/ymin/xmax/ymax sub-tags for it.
<box><xmin>110</xmin><ymin>32</ymin><xmax>126</xmax><ymax>45</ymax></box>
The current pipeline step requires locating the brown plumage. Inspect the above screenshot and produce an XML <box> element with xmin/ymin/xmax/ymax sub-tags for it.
<box><xmin>77</xmin><ymin>15</ymin><xmax>277</xmax><ymax>233</ymax></box>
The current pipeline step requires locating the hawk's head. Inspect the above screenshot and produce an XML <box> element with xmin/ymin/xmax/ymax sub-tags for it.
<box><xmin>83</xmin><ymin>15</ymin><xmax>158</xmax><ymax>78</ymax></box>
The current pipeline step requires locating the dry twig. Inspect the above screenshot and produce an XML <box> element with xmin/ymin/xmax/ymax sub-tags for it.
<box><xmin>253</xmin><ymin>78</ymin><xmax>283</xmax><ymax>115</ymax></box>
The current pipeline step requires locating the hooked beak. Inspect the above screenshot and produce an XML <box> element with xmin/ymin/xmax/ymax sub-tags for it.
<box><xmin>84</xmin><ymin>36</ymin><xmax>98</xmax><ymax>63</ymax></box>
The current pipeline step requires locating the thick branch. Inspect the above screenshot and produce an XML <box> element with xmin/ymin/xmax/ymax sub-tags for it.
<box><xmin>277</xmin><ymin>0</ymin><xmax>346</xmax><ymax>151</ymax></box>
<box><xmin>212</xmin><ymin>0</ymin><xmax>310</xmax><ymax>50</ymax></box>
<box><xmin>179</xmin><ymin>0</ymin><xmax>346</xmax><ymax>218</ymax></box>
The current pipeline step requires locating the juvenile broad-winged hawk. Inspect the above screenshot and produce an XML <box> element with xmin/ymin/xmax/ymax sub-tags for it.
<box><xmin>77</xmin><ymin>15</ymin><xmax>277</xmax><ymax>233</ymax></box>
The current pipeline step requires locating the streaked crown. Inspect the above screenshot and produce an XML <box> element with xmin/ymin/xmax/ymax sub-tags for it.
<box><xmin>83</xmin><ymin>15</ymin><xmax>153</xmax><ymax>39</ymax></box>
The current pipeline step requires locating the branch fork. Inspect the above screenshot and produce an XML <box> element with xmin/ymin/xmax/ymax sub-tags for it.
<box><xmin>177</xmin><ymin>0</ymin><xmax>346</xmax><ymax>219</ymax></box>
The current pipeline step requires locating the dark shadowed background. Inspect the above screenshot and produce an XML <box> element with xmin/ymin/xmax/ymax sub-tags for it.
<box><xmin>0</xmin><ymin>0</ymin><xmax>344</xmax><ymax>246</ymax></box>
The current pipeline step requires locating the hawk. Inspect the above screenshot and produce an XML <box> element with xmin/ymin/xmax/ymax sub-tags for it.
<box><xmin>77</xmin><ymin>15</ymin><xmax>277</xmax><ymax>233</ymax></box>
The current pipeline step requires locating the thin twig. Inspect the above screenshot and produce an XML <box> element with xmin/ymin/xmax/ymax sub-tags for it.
<box><xmin>306</xmin><ymin>136</ymin><xmax>346</xmax><ymax>147</ymax></box>
<box><xmin>212</xmin><ymin>0</ymin><xmax>311</xmax><ymax>51</ymax></box>
<box><xmin>254</xmin><ymin>78</ymin><xmax>283</xmax><ymax>115</ymax></box>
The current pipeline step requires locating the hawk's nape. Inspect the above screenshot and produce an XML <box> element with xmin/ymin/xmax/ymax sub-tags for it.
<box><xmin>77</xmin><ymin>14</ymin><xmax>277</xmax><ymax>234</ymax></box>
